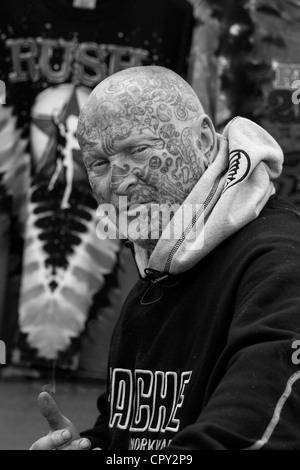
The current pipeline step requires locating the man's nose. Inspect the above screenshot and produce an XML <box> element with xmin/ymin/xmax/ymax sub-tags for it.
<box><xmin>110</xmin><ymin>163</ymin><xmax>140</xmax><ymax>195</ymax></box>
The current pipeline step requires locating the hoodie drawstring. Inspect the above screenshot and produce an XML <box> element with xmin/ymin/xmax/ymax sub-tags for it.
<box><xmin>140</xmin><ymin>268</ymin><xmax>183</xmax><ymax>306</ymax></box>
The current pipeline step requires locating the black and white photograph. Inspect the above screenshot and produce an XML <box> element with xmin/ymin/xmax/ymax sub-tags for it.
<box><xmin>1</xmin><ymin>0</ymin><xmax>300</xmax><ymax>454</ymax></box>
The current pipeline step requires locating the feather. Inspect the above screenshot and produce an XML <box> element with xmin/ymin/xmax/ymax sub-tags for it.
<box><xmin>0</xmin><ymin>105</ymin><xmax>30</xmax><ymax>232</ymax></box>
<box><xmin>19</xmin><ymin>182</ymin><xmax>120</xmax><ymax>360</ymax></box>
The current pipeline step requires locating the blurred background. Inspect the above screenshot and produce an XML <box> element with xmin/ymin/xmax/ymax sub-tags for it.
<box><xmin>0</xmin><ymin>0</ymin><xmax>299</xmax><ymax>449</ymax></box>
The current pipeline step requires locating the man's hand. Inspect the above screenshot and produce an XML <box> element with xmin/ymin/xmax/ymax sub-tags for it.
<box><xmin>30</xmin><ymin>392</ymin><xmax>92</xmax><ymax>450</ymax></box>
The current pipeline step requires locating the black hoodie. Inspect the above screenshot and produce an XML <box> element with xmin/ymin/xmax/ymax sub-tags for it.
<box><xmin>82</xmin><ymin>195</ymin><xmax>300</xmax><ymax>450</ymax></box>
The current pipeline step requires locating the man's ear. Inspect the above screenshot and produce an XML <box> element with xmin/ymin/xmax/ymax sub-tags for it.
<box><xmin>197</xmin><ymin>115</ymin><xmax>218</xmax><ymax>167</ymax></box>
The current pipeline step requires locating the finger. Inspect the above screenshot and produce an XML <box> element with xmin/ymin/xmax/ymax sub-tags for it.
<box><xmin>93</xmin><ymin>448</ymin><xmax>102</xmax><ymax>450</ymax></box>
<box><xmin>38</xmin><ymin>392</ymin><xmax>71</xmax><ymax>431</ymax></box>
<box><xmin>30</xmin><ymin>429</ymin><xmax>72</xmax><ymax>451</ymax></box>
<box><xmin>57</xmin><ymin>438</ymin><xmax>92</xmax><ymax>451</ymax></box>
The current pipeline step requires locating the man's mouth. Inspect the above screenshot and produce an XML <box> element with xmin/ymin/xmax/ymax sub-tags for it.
<box><xmin>115</xmin><ymin>199</ymin><xmax>155</xmax><ymax>212</ymax></box>
<box><xmin>126</xmin><ymin>202</ymin><xmax>153</xmax><ymax>218</ymax></box>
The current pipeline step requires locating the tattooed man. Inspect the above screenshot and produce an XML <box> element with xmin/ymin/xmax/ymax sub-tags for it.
<box><xmin>31</xmin><ymin>67</ymin><xmax>300</xmax><ymax>450</ymax></box>
<box><xmin>77</xmin><ymin>66</ymin><xmax>217</xmax><ymax>255</ymax></box>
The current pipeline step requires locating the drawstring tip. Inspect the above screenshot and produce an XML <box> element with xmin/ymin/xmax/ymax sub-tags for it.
<box><xmin>144</xmin><ymin>268</ymin><xmax>169</xmax><ymax>284</ymax></box>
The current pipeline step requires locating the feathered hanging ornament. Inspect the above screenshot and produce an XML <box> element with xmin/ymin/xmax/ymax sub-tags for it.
<box><xmin>20</xmin><ymin>181</ymin><xmax>119</xmax><ymax>360</ymax></box>
<box><xmin>0</xmin><ymin>105</ymin><xmax>30</xmax><ymax>233</ymax></box>
<box><xmin>18</xmin><ymin>84</ymin><xmax>120</xmax><ymax>362</ymax></box>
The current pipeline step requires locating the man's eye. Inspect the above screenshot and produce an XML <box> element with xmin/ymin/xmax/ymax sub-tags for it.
<box><xmin>131</xmin><ymin>146</ymin><xmax>148</xmax><ymax>155</ymax></box>
<box><xmin>94</xmin><ymin>160</ymin><xmax>108</xmax><ymax>168</ymax></box>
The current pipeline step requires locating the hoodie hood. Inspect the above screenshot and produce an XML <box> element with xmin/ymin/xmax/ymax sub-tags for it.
<box><xmin>133</xmin><ymin>117</ymin><xmax>284</xmax><ymax>277</ymax></box>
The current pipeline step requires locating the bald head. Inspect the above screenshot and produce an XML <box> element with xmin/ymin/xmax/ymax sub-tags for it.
<box><xmin>77</xmin><ymin>66</ymin><xmax>205</xmax><ymax>155</ymax></box>
<box><xmin>77</xmin><ymin>66</ymin><xmax>218</xmax><ymax>243</ymax></box>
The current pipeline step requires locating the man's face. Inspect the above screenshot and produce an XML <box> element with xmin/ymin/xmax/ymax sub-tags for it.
<box><xmin>79</xmin><ymin>72</ymin><xmax>210</xmax><ymax>248</ymax></box>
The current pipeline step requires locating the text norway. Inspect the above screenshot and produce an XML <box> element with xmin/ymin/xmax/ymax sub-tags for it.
<box><xmin>109</xmin><ymin>369</ymin><xmax>192</xmax><ymax>433</ymax></box>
